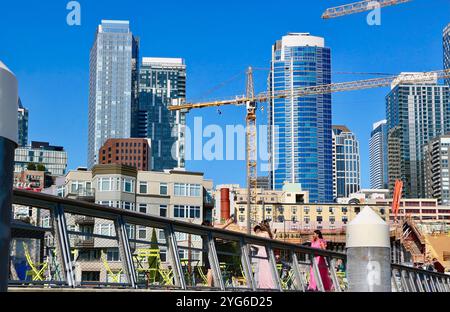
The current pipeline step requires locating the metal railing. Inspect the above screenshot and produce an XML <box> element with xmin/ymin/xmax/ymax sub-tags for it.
<box><xmin>7</xmin><ymin>190</ymin><xmax>450</xmax><ymax>292</ymax></box>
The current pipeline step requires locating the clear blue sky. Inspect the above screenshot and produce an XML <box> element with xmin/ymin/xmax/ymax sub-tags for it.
<box><xmin>1</xmin><ymin>0</ymin><xmax>449</xmax><ymax>188</ymax></box>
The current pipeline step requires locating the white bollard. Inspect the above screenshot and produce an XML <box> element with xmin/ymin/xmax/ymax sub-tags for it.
<box><xmin>346</xmin><ymin>206</ymin><xmax>391</xmax><ymax>292</ymax></box>
<box><xmin>0</xmin><ymin>61</ymin><xmax>18</xmax><ymax>292</ymax></box>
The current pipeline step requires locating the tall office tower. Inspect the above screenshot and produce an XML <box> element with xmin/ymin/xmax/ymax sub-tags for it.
<box><xmin>424</xmin><ymin>135</ymin><xmax>450</xmax><ymax>205</ymax></box>
<box><xmin>332</xmin><ymin>126</ymin><xmax>361</xmax><ymax>199</ymax></box>
<box><xmin>369</xmin><ymin>120</ymin><xmax>388</xmax><ymax>189</ymax></box>
<box><xmin>268</xmin><ymin>33</ymin><xmax>332</xmax><ymax>203</ymax></box>
<box><xmin>87</xmin><ymin>20</ymin><xmax>139</xmax><ymax>168</ymax></box>
<box><xmin>386</xmin><ymin>73</ymin><xmax>450</xmax><ymax>198</ymax></box>
<box><xmin>17</xmin><ymin>98</ymin><xmax>28</xmax><ymax>147</ymax></box>
<box><xmin>136</xmin><ymin>58</ymin><xmax>186</xmax><ymax>171</ymax></box>
<box><xmin>444</xmin><ymin>23</ymin><xmax>450</xmax><ymax>86</ymax></box>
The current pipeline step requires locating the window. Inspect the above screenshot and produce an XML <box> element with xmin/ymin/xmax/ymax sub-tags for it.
<box><xmin>98</xmin><ymin>224</ymin><xmax>113</xmax><ymax>236</ymax></box>
<box><xmin>160</xmin><ymin>205</ymin><xmax>167</xmax><ymax>217</ymax></box>
<box><xmin>123</xmin><ymin>178</ymin><xmax>134</xmax><ymax>193</ymax></box>
<box><xmin>98</xmin><ymin>177</ymin><xmax>112</xmax><ymax>191</ymax></box>
<box><xmin>329</xmin><ymin>216</ymin><xmax>336</xmax><ymax>224</ymax></box>
<box><xmin>106</xmin><ymin>249</ymin><xmax>120</xmax><ymax>262</ymax></box>
<box><xmin>304</xmin><ymin>207</ymin><xmax>310</xmax><ymax>214</ymax></box>
<box><xmin>138</xmin><ymin>226</ymin><xmax>146</xmax><ymax>239</ymax></box>
<box><xmin>342</xmin><ymin>216</ymin><xmax>348</xmax><ymax>224</ymax></box>
<box><xmin>317</xmin><ymin>216</ymin><xmax>323</xmax><ymax>223</ymax></box>
<box><xmin>139</xmin><ymin>203</ymin><xmax>147</xmax><ymax>214</ymax></box>
<box><xmin>329</xmin><ymin>207</ymin><xmax>334</xmax><ymax>214</ymax></box>
<box><xmin>174</xmin><ymin>183</ymin><xmax>201</xmax><ymax>197</ymax></box>
<box><xmin>304</xmin><ymin>217</ymin><xmax>310</xmax><ymax>224</ymax></box>
<box><xmin>81</xmin><ymin>271</ymin><xmax>100</xmax><ymax>282</ymax></box>
<box><xmin>139</xmin><ymin>181</ymin><xmax>147</xmax><ymax>194</ymax></box>
<box><xmin>160</xmin><ymin>183</ymin><xmax>168</xmax><ymax>195</ymax></box>
<box><xmin>189</xmin><ymin>206</ymin><xmax>201</xmax><ymax>219</ymax></box>
<box><xmin>126</xmin><ymin>225</ymin><xmax>135</xmax><ymax>239</ymax></box>
<box><xmin>174</xmin><ymin>205</ymin><xmax>185</xmax><ymax>218</ymax></box>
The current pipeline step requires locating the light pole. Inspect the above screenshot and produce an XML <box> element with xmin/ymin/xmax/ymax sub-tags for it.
<box><xmin>0</xmin><ymin>61</ymin><xmax>18</xmax><ymax>292</ymax></box>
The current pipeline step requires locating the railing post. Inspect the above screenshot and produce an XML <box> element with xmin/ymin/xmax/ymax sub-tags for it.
<box><xmin>114</xmin><ymin>216</ymin><xmax>137</xmax><ymax>288</ymax></box>
<box><xmin>346</xmin><ymin>207</ymin><xmax>391</xmax><ymax>292</ymax></box>
<box><xmin>291</xmin><ymin>251</ymin><xmax>306</xmax><ymax>292</ymax></box>
<box><xmin>54</xmin><ymin>204</ymin><xmax>76</xmax><ymax>287</ymax></box>
<box><xmin>414</xmin><ymin>272</ymin><xmax>424</xmax><ymax>293</ymax></box>
<box><xmin>422</xmin><ymin>273</ymin><xmax>431</xmax><ymax>292</ymax></box>
<box><xmin>206</xmin><ymin>233</ymin><xmax>224</xmax><ymax>290</ymax></box>
<box><xmin>328</xmin><ymin>257</ymin><xmax>342</xmax><ymax>292</ymax></box>
<box><xmin>0</xmin><ymin>61</ymin><xmax>18</xmax><ymax>293</ymax></box>
<box><xmin>267</xmin><ymin>244</ymin><xmax>282</xmax><ymax>291</ymax></box>
<box><xmin>240</xmin><ymin>237</ymin><xmax>256</xmax><ymax>291</ymax></box>
<box><xmin>164</xmin><ymin>224</ymin><xmax>186</xmax><ymax>290</ymax></box>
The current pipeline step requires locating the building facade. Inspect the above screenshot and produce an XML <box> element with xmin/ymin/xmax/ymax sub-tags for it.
<box><xmin>136</xmin><ymin>57</ymin><xmax>186</xmax><ymax>171</ymax></box>
<box><xmin>386</xmin><ymin>74</ymin><xmax>450</xmax><ymax>198</ymax></box>
<box><xmin>444</xmin><ymin>23</ymin><xmax>450</xmax><ymax>86</ymax></box>
<box><xmin>87</xmin><ymin>20</ymin><xmax>140</xmax><ymax>168</ymax></box>
<box><xmin>369</xmin><ymin>120</ymin><xmax>388</xmax><ymax>189</ymax></box>
<box><xmin>14</xmin><ymin>141</ymin><xmax>68</xmax><ymax>176</ymax></box>
<box><xmin>98</xmin><ymin>138</ymin><xmax>151</xmax><ymax>171</ymax></box>
<box><xmin>17</xmin><ymin>98</ymin><xmax>28</xmax><ymax>147</ymax></box>
<box><xmin>268</xmin><ymin>33</ymin><xmax>332</xmax><ymax>203</ymax></box>
<box><xmin>332</xmin><ymin>126</ymin><xmax>361</xmax><ymax>199</ymax></box>
<box><xmin>424</xmin><ymin>135</ymin><xmax>450</xmax><ymax>205</ymax></box>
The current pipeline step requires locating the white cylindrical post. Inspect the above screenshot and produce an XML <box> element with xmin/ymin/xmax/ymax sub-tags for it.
<box><xmin>346</xmin><ymin>207</ymin><xmax>391</xmax><ymax>292</ymax></box>
<box><xmin>0</xmin><ymin>61</ymin><xmax>18</xmax><ymax>292</ymax></box>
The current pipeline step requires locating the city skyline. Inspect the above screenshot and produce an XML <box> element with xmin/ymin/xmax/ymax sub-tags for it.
<box><xmin>1</xmin><ymin>1</ymin><xmax>449</xmax><ymax>189</ymax></box>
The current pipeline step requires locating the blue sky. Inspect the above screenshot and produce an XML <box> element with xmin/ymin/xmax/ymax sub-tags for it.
<box><xmin>1</xmin><ymin>0</ymin><xmax>449</xmax><ymax>188</ymax></box>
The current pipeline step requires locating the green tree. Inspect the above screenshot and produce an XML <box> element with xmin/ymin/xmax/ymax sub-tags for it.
<box><xmin>148</xmin><ymin>228</ymin><xmax>160</xmax><ymax>283</ymax></box>
<box><xmin>36</xmin><ymin>164</ymin><xmax>46</xmax><ymax>172</ymax></box>
<box><xmin>27</xmin><ymin>163</ymin><xmax>36</xmax><ymax>171</ymax></box>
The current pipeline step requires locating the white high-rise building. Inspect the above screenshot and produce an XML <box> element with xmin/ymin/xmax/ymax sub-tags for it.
<box><xmin>369</xmin><ymin>120</ymin><xmax>388</xmax><ymax>189</ymax></box>
<box><xmin>444</xmin><ymin>23</ymin><xmax>450</xmax><ymax>86</ymax></box>
<box><xmin>332</xmin><ymin>126</ymin><xmax>361</xmax><ymax>199</ymax></box>
<box><xmin>87</xmin><ymin>20</ymin><xmax>139</xmax><ymax>168</ymax></box>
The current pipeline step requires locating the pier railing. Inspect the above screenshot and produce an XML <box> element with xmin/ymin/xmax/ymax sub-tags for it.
<box><xmin>7</xmin><ymin>190</ymin><xmax>450</xmax><ymax>292</ymax></box>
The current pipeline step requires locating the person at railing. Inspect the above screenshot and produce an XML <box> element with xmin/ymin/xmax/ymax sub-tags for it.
<box><xmin>308</xmin><ymin>230</ymin><xmax>333</xmax><ymax>291</ymax></box>
<box><xmin>254</xmin><ymin>224</ymin><xmax>276</xmax><ymax>289</ymax></box>
<box><xmin>432</xmin><ymin>258</ymin><xmax>445</xmax><ymax>273</ymax></box>
<box><xmin>201</xmin><ymin>217</ymin><xmax>235</xmax><ymax>287</ymax></box>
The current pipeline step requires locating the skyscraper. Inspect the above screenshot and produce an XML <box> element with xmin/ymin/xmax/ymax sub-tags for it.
<box><xmin>87</xmin><ymin>20</ymin><xmax>139</xmax><ymax>168</ymax></box>
<box><xmin>17</xmin><ymin>98</ymin><xmax>28</xmax><ymax>147</ymax></box>
<box><xmin>369</xmin><ymin>120</ymin><xmax>388</xmax><ymax>189</ymax></box>
<box><xmin>332</xmin><ymin>126</ymin><xmax>361</xmax><ymax>199</ymax></box>
<box><xmin>268</xmin><ymin>33</ymin><xmax>332</xmax><ymax>203</ymax></box>
<box><xmin>424</xmin><ymin>135</ymin><xmax>450</xmax><ymax>205</ymax></box>
<box><xmin>386</xmin><ymin>73</ymin><xmax>450</xmax><ymax>198</ymax></box>
<box><xmin>135</xmin><ymin>57</ymin><xmax>186</xmax><ymax>171</ymax></box>
<box><xmin>444</xmin><ymin>23</ymin><xmax>450</xmax><ymax>86</ymax></box>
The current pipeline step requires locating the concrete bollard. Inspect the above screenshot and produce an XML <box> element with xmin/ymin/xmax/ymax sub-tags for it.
<box><xmin>0</xmin><ymin>61</ymin><xmax>18</xmax><ymax>292</ymax></box>
<box><xmin>346</xmin><ymin>206</ymin><xmax>391</xmax><ymax>292</ymax></box>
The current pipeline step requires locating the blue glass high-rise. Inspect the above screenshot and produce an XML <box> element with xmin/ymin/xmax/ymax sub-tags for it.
<box><xmin>268</xmin><ymin>33</ymin><xmax>333</xmax><ymax>203</ymax></box>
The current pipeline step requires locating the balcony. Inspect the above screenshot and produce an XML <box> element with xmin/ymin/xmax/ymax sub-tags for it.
<box><xmin>68</xmin><ymin>187</ymin><xmax>96</xmax><ymax>202</ymax></box>
<box><xmin>75</xmin><ymin>216</ymin><xmax>95</xmax><ymax>225</ymax></box>
<box><xmin>73</xmin><ymin>238</ymin><xmax>95</xmax><ymax>248</ymax></box>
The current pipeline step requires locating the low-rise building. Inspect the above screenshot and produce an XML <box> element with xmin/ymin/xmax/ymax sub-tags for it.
<box><xmin>14</xmin><ymin>141</ymin><xmax>68</xmax><ymax>176</ymax></box>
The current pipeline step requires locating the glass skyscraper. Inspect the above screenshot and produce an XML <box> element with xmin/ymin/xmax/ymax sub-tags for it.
<box><xmin>268</xmin><ymin>33</ymin><xmax>333</xmax><ymax>203</ymax></box>
<box><xmin>135</xmin><ymin>58</ymin><xmax>186</xmax><ymax>171</ymax></box>
<box><xmin>332</xmin><ymin>126</ymin><xmax>361</xmax><ymax>199</ymax></box>
<box><xmin>369</xmin><ymin>120</ymin><xmax>388</xmax><ymax>189</ymax></box>
<box><xmin>17</xmin><ymin>98</ymin><xmax>28</xmax><ymax>147</ymax></box>
<box><xmin>87</xmin><ymin>20</ymin><xmax>139</xmax><ymax>168</ymax></box>
<box><xmin>444</xmin><ymin>23</ymin><xmax>450</xmax><ymax>86</ymax></box>
<box><xmin>386</xmin><ymin>73</ymin><xmax>450</xmax><ymax>198</ymax></box>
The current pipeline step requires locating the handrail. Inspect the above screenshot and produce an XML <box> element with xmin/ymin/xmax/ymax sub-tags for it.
<box><xmin>9</xmin><ymin>189</ymin><xmax>450</xmax><ymax>292</ymax></box>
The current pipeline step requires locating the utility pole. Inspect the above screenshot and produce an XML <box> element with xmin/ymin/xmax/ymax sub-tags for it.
<box><xmin>0</xmin><ymin>61</ymin><xmax>18</xmax><ymax>292</ymax></box>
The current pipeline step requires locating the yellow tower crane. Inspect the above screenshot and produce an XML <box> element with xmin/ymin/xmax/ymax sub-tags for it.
<box><xmin>322</xmin><ymin>0</ymin><xmax>412</xmax><ymax>19</ymax></box>
<box><xmin>169</xmin><ymin>69</ymin><xmax>450</xmax><ymax>235</ymax></box>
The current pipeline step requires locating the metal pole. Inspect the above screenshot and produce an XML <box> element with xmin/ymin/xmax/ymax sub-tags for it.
<box><xmin>0</xmin><ymin>61</ymin><xmax>18</xmax><ymax>292</ymax></box>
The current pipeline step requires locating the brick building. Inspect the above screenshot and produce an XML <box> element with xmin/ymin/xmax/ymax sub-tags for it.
<box><xmin>98</xmin><ymin>138</ymin><xmax>151</xmax><ymax>171</ymax></box>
